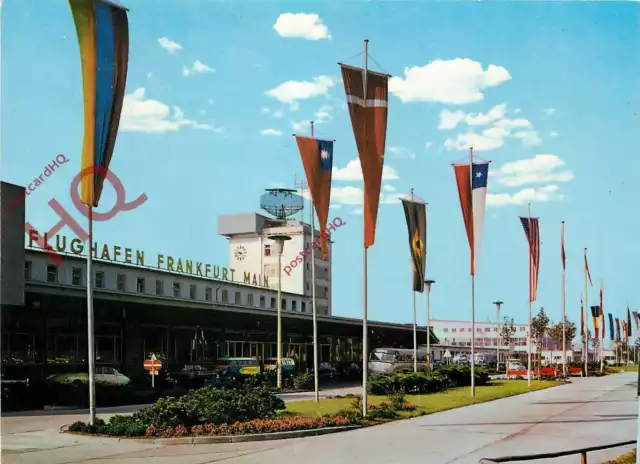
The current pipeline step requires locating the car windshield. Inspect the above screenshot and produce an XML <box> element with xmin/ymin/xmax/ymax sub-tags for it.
<box><xmin>370</xmin><ymin>351</ymin><xmax>395</xmax><ymax>362</ymax></box>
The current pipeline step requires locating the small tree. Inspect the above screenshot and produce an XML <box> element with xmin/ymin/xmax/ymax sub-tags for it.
<box><xmin>531</xmin><ymin>307</ymin><xmax>550</xmax><ymax>377</ymax></box>
<box><xmin>500</xmin><ymin>317</ymin><xmax>516</xmax><ymax>373</ymax></box>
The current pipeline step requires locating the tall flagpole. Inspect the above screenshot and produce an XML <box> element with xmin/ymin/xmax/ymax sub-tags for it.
<box><xmin>87</xmin><ymin>206</ymin><xmax>96</xmax><ymax>425</ymax></box>
<box><xmin>584</xmin><ymin>248</ymin><xmax>589</xmax><ymax>377</ymax></box>
<box><xmin>561</xmin><ymin>221</ymin><xmax>567</xmax><ymax>378</ymax></box>
<box><xmin>527</xmin><ymin>202</ymin><xmax>532</xmax><ymax>387</ymax></box>
<box><xmin>410</xmin><ymin>189</ymin><xmax>417</xmax><ymax>372</ymax></box>
<box><xmin>600</xmin><ymin>281</ymin><xmax>604</xmax><ymax>373</ymax></box>
<box><xmin>310</xmin><ymin>121</ymin><xmax>320</xmax><ymax>403</ymax></box>
<box><xmin>361</xmin><ymin>38</ymin><xmax>369</xmax><ymax>418</ymax></box>
<box><xmin>470</xmin><ymin>147</ymin><xmax>476</xmax><ymax>397</ymax></box>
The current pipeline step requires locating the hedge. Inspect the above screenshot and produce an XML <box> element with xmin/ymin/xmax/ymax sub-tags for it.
<box><xmin>368</xmin><ymin>365</ymin><xmax>490</xmax><ymax>395</ymax></box>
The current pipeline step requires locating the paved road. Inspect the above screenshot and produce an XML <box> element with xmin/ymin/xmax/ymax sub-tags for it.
<box><xmin>2</xmin><ymin>374</ymin><xmax>636</xmax><ymax>464</ymax></box>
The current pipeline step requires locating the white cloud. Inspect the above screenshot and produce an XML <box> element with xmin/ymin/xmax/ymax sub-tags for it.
<box><xmin>542</xmin><ymin>108</ymin><xmax>557</xmax><ymax>115</ymax></box>
<box><xmin>260</xmin><ymin>129</ymin><xmax>283</xmax><ymax>136</ymax></box>
<box><xmin>442</xmin><ymin>103</ymin><xmax>541</xmax><ymax>151</ymax></box>
<box><xmin>208</xmin><ymin>98</ymin><xmax>215</xmax><ymax>105</ymax></box>
<box><xmin>147</xmin><ymin>72</ymin><xmax>153</xmax><ymax>79</ymax></box>
<box><xmin>291</xmin><ymin>105</ymin><xmax>332</xmax><ymax>133</ymax></box>
<box><xmin>272</xmin><ymin>110</ymin><xmax>284</xmax><ymax>119</ymax></box>
<box><xmin>120</xmin><ymin>88</ymin><xmax>223</xmax><ymax>134</ymax></box>
<box><xmin>490</xmin><ymin>154</ymin><xmax>573</xmax><ymax>187</ymax></box>
<box><xmin>352</xmin><ymin>208</ymin><xmax>363</xmax><ymax>215</ymax></box>
<box><xmin>487</xmin><ymin>185</ymin><xmax>562</xmax><ymax>207</ymax></box>
<box><xmin>332</xmin><ymin>159</ymin><xmax>399</xmax><ymax>181</ymax></box>
<box><xmin>273</xmin><ymin>13</ymin><xmax>331</xmax><ymax>40</ymax></box>
<box><xmin>389</xmin><ymin>58</ymin><xmax>511</xmax><ymax>104</ymax></box>
<box><xmin>262</xmin><ymin>107</ymin><xmax>271</xmax><ymax>114</ymax></box>
<box><xmin>388</xmin><ymin>146</ymin><xmax>416</xmax><ymax>160</ymax></box>
<box><xmin>550</xmin><ymin>131</ymin><xmax>559</xmax><ymax>137</ymax></box>
<box><xmin>514</xmin><ymin>108</ymin><xmax>521</xmax><ymax>114</ymax></box>
<box><xmin>425</xmin><ymin>141</ymin><xmax>433</xmax><ymax>150</ymax></box>
<box><xmin>183</xmin><ymin>60</ymin><xmax>215</xmax><ymax>76</ymax></box>
<box><xmin>158</xmin><ymin>37</ymin><xmax>183</xmax><ymax>53</ymax></box>
<box><xmin>383</xmin><ymin>185</ymin><xmax>396</xmax><ymax>192</ymax></box>
<box><xmin>266</xmin><ymin>76</ymin><xmax>335</xmax><ymax>108</ymax></box>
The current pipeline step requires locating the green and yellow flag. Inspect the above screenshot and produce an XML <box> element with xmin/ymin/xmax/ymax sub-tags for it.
<box><xmin>401</xmin><ymin>197</ymin><xmax>427</xmax><ymax>292</ymax></box>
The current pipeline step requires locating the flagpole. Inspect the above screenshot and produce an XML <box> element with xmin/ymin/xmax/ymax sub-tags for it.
<box><xmin>87</xmin><ymin>206</ymin><xmax>96</xmax><ymax>425</ymax></box>
<box><xmin>526</xmin><ymin>202</ymin><xmax>532</xmax><ymax>387</ymax></box>
<box><xmin>410</xmin><ymin>189</ymin><xmax>418</xmax><ymax>372</ymax></box>
<box><xmin>309</xmin><ymin>121</ymin><xmax>320</xmax><ymax>403</ymax></box>
<box><xmin>600</xmin><ymin>281</ymin><xmax>604</xmax><ymax>373</ymax></box>
<box><xmin>361</xmin><ymin>38</ymin><xmax>369</xmax><ymax>418</ymax></box>
<box><xmin>470</xmin><ymin>147</ymin><xmax>476</xmax><ymax>397</ymax></box>
<box><xmin>584</xmin><ymin>248</ymin><xmax>589</xmax><ymax>377</ymax></box>
<box><xmin>561</xmin><ymin>221</ymin><xmax>567</xmax><ymax>378</ymax></box>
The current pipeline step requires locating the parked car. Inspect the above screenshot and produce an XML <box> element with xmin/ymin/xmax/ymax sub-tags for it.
<box><xmin>46</xmin><ymin>366</ymin><xmax>131</xmax><ymax>386</ymax></box>
<box><xmin>311</xmin><ymin>362</ymin><xmax>336</xmax><ymax>379</ymax></box>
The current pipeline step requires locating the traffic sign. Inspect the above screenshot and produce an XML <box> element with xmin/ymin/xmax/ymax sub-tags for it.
<box><xmin>144</xmin><ymin>354</ymin><xmax>162</xmax><ymax>372</ymax></box>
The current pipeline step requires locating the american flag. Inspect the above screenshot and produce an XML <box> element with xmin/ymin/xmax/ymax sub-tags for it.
<box><xmin>520</xmin><ymin>217</ymin><xmax>540</xmax><ymax>302</ymax></box>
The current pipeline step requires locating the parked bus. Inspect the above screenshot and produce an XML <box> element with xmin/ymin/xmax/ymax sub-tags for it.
<box><xmin>368</xmin><ymin>348</ymin><xmax>429</xmax><ymax>374</ymax></box>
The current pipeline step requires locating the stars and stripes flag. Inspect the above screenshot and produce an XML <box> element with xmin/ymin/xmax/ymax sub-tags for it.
<box><xmin>295</xmin><ymin>136</ymin><xmax>334</xmax><ymax>259</ymax></box>
<box><xmin>584</xmin><ymin>249</ymin><xmax>593</xmax><ymax>287</ymax></box>
<box><xmin>453</xmin><ymin>159</ymin><xmax>490</xmax><ymax>276</ymax></box>
<box><xmin>520</xmin><ymin>216</ymin><xmax>540</xmax><ymax>302</ymax></box>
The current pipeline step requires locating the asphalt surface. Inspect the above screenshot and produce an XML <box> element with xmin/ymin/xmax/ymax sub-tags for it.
<box><xmin>1</xmin><ymin>374</ymin><xmax>636</xmax><ymax>464</ymax></box>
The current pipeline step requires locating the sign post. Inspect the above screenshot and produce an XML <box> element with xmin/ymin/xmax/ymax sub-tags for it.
<box><xmin>144</xmin><ymin>354</ymin><xmax>162</xmax><ymax>388</ymax></box>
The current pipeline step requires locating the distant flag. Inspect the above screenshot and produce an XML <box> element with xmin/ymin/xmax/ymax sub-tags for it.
<box><xmin>600</xmin><ymin>283</ymin><xmax>605</xmax><ymax>340</ymax></box>
<box><xmin>520</xmin><ymin>216</ymin><xmax>540</xmax><ymax>302</ymax></box>
<box><xmin>580</xmin><ymin>296</ymin><xmax>585</xmax><ymax>338</ymax></box>
<box><xmin>453</xmin><ymin>156</ymin><xmax>490</xmax><ymax>276</ymax></box>
<box><xmin>340</xmin><ymin>63</ymin><xmax>389</xmax><ymax>248</ymax></box>
<box><xmin>627</xmin><ymin>306</ymin><xmax>633</xmax><ymax>337</ymax></box>
<box><xmin>584</xmin><ymin>249</ymin><xmax>593</xmax><ymax>287</ymax></box>
<box><xmin>633</xmin><ymin>311</ymin><xmax>640</xmax><ymax>332</ymax></box>
<box><xmin>590</xmin><ymin>306</ymin><xmax>600</xmax><ymax>340</ymax></box>
<box><xmin>608</xmin><ymin>313</ymin><xmax>615</xmax><ymax>341</ymax></box>
<box><xmin>401</xmin><ymin>197</ymin><xmax>427</xmax><ymax>293</ymax></box>
<box><xmin>561</xmin><ymin>223</ymin><xmax>566</xmax><ymax>271</ymax></box>
<box><xmin>295</xmin><ymin>136</ymin><xmax>334</xmax><ymax>259</ymax></box>
<box><xmin>622</xmin><ymin>320</ymin><xmax>628</xmax><ymax>342</ymax></box>
<box><xmin>69</xmin><ymin>0</ymin><xmax>130</xmax><ymax>207</ymax></box>
<box><xmin>615</xmin><ymin>318</ymin><xmax>621</xmax><ymax>342</ymax></box>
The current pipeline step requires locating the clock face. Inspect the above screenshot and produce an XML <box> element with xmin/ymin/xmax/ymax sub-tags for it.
<box><xmin>234</xmin><ymin>245</ymin><xmax>247</xmax><ymax>261</ymax></box>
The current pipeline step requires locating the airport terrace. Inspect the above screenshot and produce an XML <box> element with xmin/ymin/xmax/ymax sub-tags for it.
<box><xmin>27</xmin><ymin>231</ymin><xmax>270</xmax><ymax>288</ymax></box>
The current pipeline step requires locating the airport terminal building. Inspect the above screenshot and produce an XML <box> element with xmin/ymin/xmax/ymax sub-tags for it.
<box><xmin>0</xmin><ymin>182</ymin><xmax>436</xmax><ymax>383</ymax></box>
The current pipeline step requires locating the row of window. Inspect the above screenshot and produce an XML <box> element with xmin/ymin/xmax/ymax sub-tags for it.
<box><xmin>27</xmin><ymin>261</ymin><xmax>309</xmax><ymax>313</ymax></box>
<box><xmin>442</xmin><ymin>326</ymin><xmax>527</xmax><ymax>333</ymax></box>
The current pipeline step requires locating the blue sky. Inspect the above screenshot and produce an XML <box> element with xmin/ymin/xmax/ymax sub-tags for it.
<box><xmin>2</xmin><ymin>0</ymin><xmax>640</xmax><ymax>344</ymax></box>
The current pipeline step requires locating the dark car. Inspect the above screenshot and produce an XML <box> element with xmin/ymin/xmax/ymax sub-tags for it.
<box><xmin>311</xmin><ymin>362</ymin><xmax>336</xmax><ymax>380</ymax></box>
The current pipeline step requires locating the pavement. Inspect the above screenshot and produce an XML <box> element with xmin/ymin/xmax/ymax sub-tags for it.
<box><xmin>1</xmin><ymin>373</ymin><xmax>636</xmax><ymax>464</ymax></box>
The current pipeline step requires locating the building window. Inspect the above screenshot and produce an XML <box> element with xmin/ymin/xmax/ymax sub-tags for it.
<box><xmin>46</xmin><ymin>265</ymin><xmax>57</xmax><ymax>283</ymax></box>
<box><xmin>477</xmin><ymin>328</ymin><xmax>482</xmax><ymax>333</ymax></box>
<box><xmin>205</xmin><ymin>287</ymin><xmax>212</xmax><ymax>301</ymax></box>
<box><xmin>306</xmin><ymin>283</ymin><xmax>310</xmax><ymax>291</ymax></box>
<box><xmin>156</xmin><ymin>280</ymin><xmax>163</xmax><ymax>295</ymax></box>
<box><xmin>189</xmin><ymin>285</ymin><xmax>196</xmax><ymax>299</ymax></box>
<box><xmin>136</xmin><ymin>277</ymin><xmax>145</xmax><ymax>293</ymax></box>
<box><xmin>260</xmin><ymin>296</ymin><xmax>266</xmax><ymax>308</ymax></box>
<box><xmin>95</xmin><ymin>271</ymin><xmax>105</xmax><ymax>288</ymax></box>
<box><xmin>117</xmin><ymin>274</ymin><xmax>126</xmax><ymax>291</ymax></box>
<box><xmin>443</xmin><ymin>328</ymin><xmax>449</xmax><ymax>333</ymax></box>
<box><xmin>235</xmin><ymin>291</ymin><xmax>242</xmax><ymax>305</ymax></box>
<box><xmin>324</xmin><ymin>288</ymin><xmax>328</xmax><ymax>298</ymax></box>
<box><xmin>71</xmin><ymin>268</ymin><xmax>82</xmax><ymax>286</ymax></box>
<box><xmin>292</xmin><ymin>301</ymin><xmax>297</xmax><ymax>312</ymax></box>
<box><xmin>24</xmin><ymin>261</ymin><xmax>32</xmax><ymax>280</ymax></box>
<box><xmin>451</xmin><ymin>328</ymin><xmax>457</xmax><ymax>333</ymax></box>
<box><xmin>301</xmin><ymin>301</ymin><xmax>306</xmax><ymax>313</ymax></box>
<box><xmin>282</xmin><ymin>299</ymin><xmax>287</xmax><ymax>310</ymax></box>
<box><xmin>484</xmin><ymin>327</ymin><xmax>490</xmax><ymax>332</ymax></box>
<box><xmin>306</xmin><ymin>262</ymin><xmax>310</xmax><ymax>271</ymax></box>
<box><xmin>520</xmin><ymin>327</ymin><xmax>526</xmax><ymax>332</ymax></box>
<box><xmin>222</xmin><ymin>290</ymin><xmax>228</xmax><ymax>303</ymax></box>
<box><xmin>172</xmin><ymin>282</ymin><xmax>180</xmax><ymax>297</ymax></box>
<box><xmin>494</xmin><ymin>328</ymin><xmax>498</xmax><ymax>332</ymax></box>
<box><xmin>248</xmin><ymin>293</ymin><xmax>254</xmax><ymax>306</ymax></box>
<box><xmin>264</xmin><ymin>244</ymin><xmax>271</xmax><ymax>256</ymax></box>
<box><xmin>270</xmin><ymin>297</ymin><xmax>276</xmax><ymax>309</ymax></box>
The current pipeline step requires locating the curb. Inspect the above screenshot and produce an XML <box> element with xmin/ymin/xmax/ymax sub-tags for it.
<box><xmin>152</xmin><ymin>425</ymin><xmax>362</xmax><ymax>445</ymax></box>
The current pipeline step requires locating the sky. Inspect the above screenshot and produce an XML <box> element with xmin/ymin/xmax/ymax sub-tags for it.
<box><xmin>2</xmin><ymin>0</ymin><xmax>640</xmax><ymax>345</ymax></box>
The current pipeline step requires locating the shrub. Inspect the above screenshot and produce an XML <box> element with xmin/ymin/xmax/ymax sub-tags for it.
<box><xmin>292</xmin><ymin>372</ymin><xmax>313</xmax><ymax>390</ymax></box>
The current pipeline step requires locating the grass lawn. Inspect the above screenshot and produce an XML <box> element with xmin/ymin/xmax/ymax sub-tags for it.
<box><xmin>285</xmin><ymin>380</ymin><xmax>561</xmax><ymax>419</ymax></box>
<box><xmin>602</xmin><ymin>449</ymin><xmax>636</xmax><ymax>464</ymax></box>
<box><xmin>608</xmin><ymin>365</ymin><xmax>639</xmax><ymax>373</ymax></box>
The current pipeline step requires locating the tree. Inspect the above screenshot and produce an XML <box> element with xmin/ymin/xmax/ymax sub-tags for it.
<box><xmin>548</xmin><ymin>317</ymin><xmax>577</xmax><ymax>352</ymax></box>
<box><xmin>500</xmin><ymin>317</ymin><xmax>516</xmax><ymax>373</ymax></box>
<box><xmin>531</xmin><ymin>307</ymin><xmax>550</xmax><ymax>377</ymax></box>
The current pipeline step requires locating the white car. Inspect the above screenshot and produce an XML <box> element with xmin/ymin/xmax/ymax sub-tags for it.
<box><xmin>47</xmin><ymin>366</ymin><xmax>131</xmax><ymax>386</ymax></box>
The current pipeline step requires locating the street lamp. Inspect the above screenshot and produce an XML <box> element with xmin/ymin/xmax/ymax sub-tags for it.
<box><xmin>269</xmin><ymin>234</ymin><xmax>291</xmax><ymax>389</ymax></box>
<box><xmin>425</xmin><ymin>280</ymin><xmax>435</xmax><ymax>371</ymax></box>
<box><xmin>493</xmin><ymin>301</ymin><xmax>504</xmax><ymax>371</ymax></box>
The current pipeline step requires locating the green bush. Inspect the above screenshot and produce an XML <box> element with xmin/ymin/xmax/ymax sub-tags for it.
<box><xmin>292</xmin><ymin>372</ymin><xmax>313</xmax><ymax>390</ymax></box>
<box><xmin>368</xmin><ymin>365</ymin><xmax>491</xmax><ymax>395</ymax></box>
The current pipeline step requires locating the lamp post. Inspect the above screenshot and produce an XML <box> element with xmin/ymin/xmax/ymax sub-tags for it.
<box><xmin>425</xmin><ymin>280</ymin><xmax>435</xmax><ymax>371</ymax></box>
<box><xmin>269</xmin><ymin>234</ymin><xmax>291</xmax><ymax>389</ymax></box>
<box><xmin>493</xmin><ymin>301</ymin><xmax>503</xmax><ymax>370</ymax></box>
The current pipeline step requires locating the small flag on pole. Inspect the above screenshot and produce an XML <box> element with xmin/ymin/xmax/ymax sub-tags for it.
<box><xmin>519</xmin><ymin>217</ymin><xmax>540</xmax><ymax>302</ymax></box>
<box><xmin>608</xmin><ymin>313</ymin><xmax>615</xmax><ymax>341</ymax></box>
<box><xmin>561</xmin><ymin>224</ymin><xmax>566</xmax><ymax>270</ymax></box>
<box><xmin>615</xmin><ymin>318</ymin><xmax>621</xmax><ymax>342</ymax></box>
<box><xmin>627</xmin><ymin>306</ymin><xmax>633</xmax><ymax>337</ymax></box>
<box><xmin>600</xmin><ymin>283</ymin><xmax>605</xmax><ymax>339</ymax></box>
<box><xmin>401</xmin><ymin>197</ymin><xmax>427</xmax><ymax>293</ymax></box>
<box><xmin>584</xmin><ymin>249</ymin><xmax>593</xmax><ymax>287</ymax></box>
<box><xmin>581</xmin><ymin>296</ymin><xmax>585</xmax><ymax>338</ymax></box>
<box><xmin>590</xmin><ymin>306</ymin><xmax>600</xmax><ymax>340</ymax></box>
<box><xmin>632</xmin><ymin>311</ymin><xmax>640</xmax><ymax>332</ymax></box>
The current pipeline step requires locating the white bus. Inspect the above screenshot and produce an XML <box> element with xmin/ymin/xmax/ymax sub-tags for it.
<box><xmin>368</xmin><ymin>348</ymin><xmax>429</xmax><ymax>374</ymax></box>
